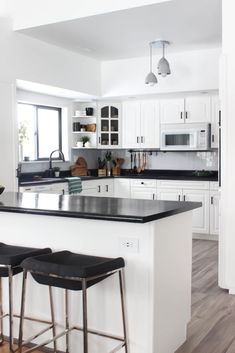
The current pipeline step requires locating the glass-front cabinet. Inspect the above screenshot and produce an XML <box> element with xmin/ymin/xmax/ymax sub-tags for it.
<box><xmin>98</xmin><ymin>103</ymin><xmax>121</xmax><ymax>148</ymax></box>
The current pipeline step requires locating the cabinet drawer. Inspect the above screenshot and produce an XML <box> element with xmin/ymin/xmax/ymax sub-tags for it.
<box><xmin>157</xmin><ymin>180</ymin><xmax>209</xmax><ymax>190</ymax></box>
<box><xmin>131</xmin><ymin>179</ymin><xmax>157</xmax><ymax>188</ymax></box>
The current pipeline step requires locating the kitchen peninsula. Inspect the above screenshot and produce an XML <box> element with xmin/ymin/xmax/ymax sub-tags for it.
<box><xmin>0</xmin><ymin>192</ymin><xmax>201</xmax><ymax>353</ymax></box>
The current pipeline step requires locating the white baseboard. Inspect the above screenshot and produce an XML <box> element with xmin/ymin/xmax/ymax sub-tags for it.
<box><xmin>193</xmin><ymin>233</ymin><xmax>218</xmax><ymax>241</ymax></box>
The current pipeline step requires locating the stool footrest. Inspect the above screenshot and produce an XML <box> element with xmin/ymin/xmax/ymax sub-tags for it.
<box><xmin>74</xmin><ymin>325</ymin><xmax>124</xmax><ymax>342</ymax></box>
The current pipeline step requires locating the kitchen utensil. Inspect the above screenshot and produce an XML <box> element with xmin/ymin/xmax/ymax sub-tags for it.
<box><xmin>130</xmin><ymin>153</ymin><xmax>133</xmax><ymax>172</ymax></box>
<box><xmin>137</xmin><ymin>152</ymin><xmax>141</xmax><ymax>174</ymax></box>
<box><xmin>133</xmin><ymin>153</ymin><xmax>137</xmax><ymax>173</ymax></box>
<box><xmin>70</xmin><ymin>157</ymin><xmax>88</xmax><ymax>176</ymax></box>
<box><xmin>141</xmin><ymin>152</ymin><xmax>145</xmax><ymax>172</ymax></box>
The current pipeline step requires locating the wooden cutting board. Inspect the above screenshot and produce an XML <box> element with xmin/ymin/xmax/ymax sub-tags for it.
<box><xmin>70</xmin><ymin>157</ymin><xmax>88</xmax><ymax>176</ymax></box>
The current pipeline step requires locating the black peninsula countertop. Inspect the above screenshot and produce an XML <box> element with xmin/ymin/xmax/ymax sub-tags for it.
<box><xmin>0</xmin><ymin>192</ymin><xmax>201</xmax><ymax>224</ymax></box>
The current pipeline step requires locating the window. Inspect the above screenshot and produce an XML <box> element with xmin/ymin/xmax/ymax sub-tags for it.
<box><xmin>18</xmin><ymin>103</ymin><xmax>62</xmax><ymax>161</ymax></box>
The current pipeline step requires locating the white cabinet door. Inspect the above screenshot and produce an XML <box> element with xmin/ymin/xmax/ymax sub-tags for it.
<box><xmin>211</xmin><ymin>95</ymin><xmax>220</xmax><ymax>148</ymax></box>
<box><xmin>183</xmin><ymin>189</ymin><xmax>210</xmax><ymax>234</ymax></box>
<box><xmin>160</xmin><ymin>99</ymin><xmax>185</xmax><ymax>124</ymax></box>
<box><xmin>210</xmin><ymin>191</ymin><xmax>220</xmax><ymax>235</ymax></box>
<box><xmin>131</xmin><ymin>188</ymin><xmax>156</xmax><ymax>200</ymax></box>
<box><xmin>99</xmin><ymin>179</ymin><xmax>114</xmax><ymax>197</ymax></box>
<box><xmin>185</xmin><ymin>96</ymin><xmax>211</xmax><ymax>123</ymax></box>
<box><xmin>114</xmin><ymin>179</ymin><xmax>131</xmax><ymax>198</ymax></box>
<box><xmin>122</xmin><ymin>101</ymin><xmax>141</xmax><ymax>148</ymax></box>
<box><xmin>140</xmin><ymin>101</ymin><xmax>160</xmax><ymax>148</ymax></box>
<box><xmin>80</xmin><ymin>188</ymin><xmax>98</xmax><ymax>196</ymax></box>
<box><xmin>157</xmin><ymin>188</ymin><xmax>182</xmax><ymax>201</ymax></box>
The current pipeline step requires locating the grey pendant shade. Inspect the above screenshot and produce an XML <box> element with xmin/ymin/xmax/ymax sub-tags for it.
<box><xmin>145</xmin><ymin>43</ymin><xmax>158</xmax><ymax>86</ymax></box>
<box><xmin>157</xmin><ymin>41</ymin><xmax>171</xmax><ymax>77</ymax></box>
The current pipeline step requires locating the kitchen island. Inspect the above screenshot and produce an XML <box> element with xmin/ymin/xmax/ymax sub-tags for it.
<box><xmin>0</xmin><ymin>192</ymin><xmax>201</xmax><ymax>353</ymax></box>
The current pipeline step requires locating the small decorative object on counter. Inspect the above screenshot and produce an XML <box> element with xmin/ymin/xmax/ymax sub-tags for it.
<box><xmin>105</xmin><ymin>151</ymin><xmax>112</xmax><ymax>176</ymax></box>
<box><xmin>81</xmin><ymin>136</ymin><xmax>90</xmax><ymax>148</ymax></box>
<box><xmin>53</xmin><ymin>167</ymin><xmax>60</xmax><ymax>178</ymax></box>
<box><xmin>71</xmin><ymin>157</ymin><xmax>88</xmax><ymax>176</ymax></box>
<box><xmin>112</xmin><ymin>158</ymin><xmax>124</xmax><ymax>176</ymax></box>
<box><xmin>85</xmin><ymin>107</ymin><xmax>94</xmax><ymax>116</ymax></box>
<box><xmin>80</xmin><ymin>125</ymin><xmax>86</xmax><ymax>132</ymax></box>
<box><xmin>98</xmin><ymin>157</ymin><xmax>106</xmax><ymax>177</ymax></box>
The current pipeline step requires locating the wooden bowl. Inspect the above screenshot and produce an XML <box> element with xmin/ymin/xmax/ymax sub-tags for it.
<box><xmin>0</xmin><ymin>187</ymin><xmax>5</xmax><ymax>195</ymax></box>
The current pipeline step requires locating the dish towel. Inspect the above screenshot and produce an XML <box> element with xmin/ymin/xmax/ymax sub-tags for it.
<box><xmin>66</xmin><ymin>177</ymin><xmax>82</xmax><ymax>195</ymax></box>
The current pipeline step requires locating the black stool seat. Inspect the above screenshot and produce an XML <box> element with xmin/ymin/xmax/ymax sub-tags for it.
<box><xmin>21</xmin><ymin>250</ymin><xmax>125</xmax><ymax>291</ymax></box>
<box><xmin>0</xmin><ymin>243</ymin><xmax>52</xmax><ymax>277</ymax></box>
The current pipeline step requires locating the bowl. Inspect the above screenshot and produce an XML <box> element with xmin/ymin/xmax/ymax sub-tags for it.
<box><xmin>0</xmin><ymin>186</ymin><xmax>5</xmax><ymax>195</ymax></box>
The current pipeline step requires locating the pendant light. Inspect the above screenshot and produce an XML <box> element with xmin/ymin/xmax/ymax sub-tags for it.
<box><xmin>157</xmin><ymin>40</ymin><xmax>171</xmax><ymax>77</ymax></box>
<box><xmin>145</xmin><ymin>42</ymin><xmax>158</xmax><ymax>86</ymax></box>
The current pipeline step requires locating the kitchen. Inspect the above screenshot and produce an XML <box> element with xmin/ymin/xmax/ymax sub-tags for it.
<box><xmin>0</xmin><ymin>0</ymin><xmax>234</xmax><ymax>352</ymax></box>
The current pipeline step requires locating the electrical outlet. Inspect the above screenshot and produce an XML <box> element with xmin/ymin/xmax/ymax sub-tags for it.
<box><xmin>119</xmin><ymin>237</ymin><xmax>139</xmax><ymax>253</ymax></box>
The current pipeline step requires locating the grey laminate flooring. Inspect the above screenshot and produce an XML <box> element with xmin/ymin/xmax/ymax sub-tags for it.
<box><xmin>176</xmin><ymin>239</ymin><xmax>235</xmax><ymax>353</ymax></box>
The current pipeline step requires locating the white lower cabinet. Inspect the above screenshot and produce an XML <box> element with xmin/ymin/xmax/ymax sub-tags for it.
<box><xmin>184</xmin><ymin>189</ymin><xmax>210</xmax><ymax>234</ymax></box>
<box><xmin>20</xmin><ymin>182</ymin><xmax>68</xmax><ymax>195</ymax></box>
<box><xmin>157</xmin><ymin>188</ymin><xmax>182</xmax><ymax>201</ymax></box>
<box><xmin>131</xmin><ymin>188</ymin><xmax>156</xmax><ymax>200</ymax></box>
<box><xmin>114</xmin><ymin>179</ymin><xmax>131</xmax><ymax>198</ymax></box>
<box><xmin>81</xmin><ymin>179</ymin><xmax>114</xmax><ymax>197</ymax></box>
<box><xmin>210</xmin><ymin>190</ymin><xmax>220</xmax><ymax>235</ymax></box>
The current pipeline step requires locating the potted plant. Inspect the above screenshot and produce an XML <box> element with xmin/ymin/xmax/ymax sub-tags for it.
<box><xmin>53</xmin><ymin>167</ymin><xmax>60</xmax><ymax>178</ymax></box>
<box><xmin>81</xmin><ymin>136</ymin><xmax>91</xmax><ymax>148</ymax></box>
<box><xmin>18</xmin><ymin>121</ymin><xmax>29</xmax><ymax>161</ymax></box>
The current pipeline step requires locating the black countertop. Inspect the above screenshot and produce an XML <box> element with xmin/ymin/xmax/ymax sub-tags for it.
<box><xmin>0</xmin><ymin>192</ymin><xmax>201</xmax><ymax>224</ymax></box>
<box><xmin>19</xmin><ymin>169</ymin><xmax>218</xmax><ymax>187</ymax></box>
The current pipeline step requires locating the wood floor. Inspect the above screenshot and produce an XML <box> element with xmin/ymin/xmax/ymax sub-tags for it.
<box><xmin>0</xmin><ymin>240</ymin><xmax>234</xmax><ymax>353</ymax></box>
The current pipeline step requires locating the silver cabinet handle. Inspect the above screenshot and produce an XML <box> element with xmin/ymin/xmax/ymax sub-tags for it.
<box><xmin>180</xmin><ymin>112</ymin><xmax>183</xmax><ymax>119</ymax></box>
<box><xmin>153</xmin><ymin>194</ymin><xmax>155</xmax><ymax>200</ymax></box>
<box><xmin>99</xmin><ymin>137</ymin><xmax>101</xmax><ymax>144</ymax></box>
<box><xmin>137</xmin><ymin>136</ymin><xmax>140</xmax><ymax>143</ymax></box>
<box><xmin>178</xmin><ymin>195</ymin><xmax>181</xmax><ymax>201</ymax></box>
<box><xmin>141</xmin><ymin>136</ymin><xmax>144</xmax><ymax>143</ymax></box>
<box><xmin>185</xmin><ymin>112</ymin><xmax>188</xmax><ymax>119</ymax></box>
<box><xmin>212</xmin><ymin>134</ymin><xmax>215</xmax><ymax>143</ymax></box>
<box><xmin>106</xmin><ymin>185</ymin><xmax>109</xmax><ymax>192</ymax></box>
<box><xmin>211</xmin><ymin>196</ymin><xmax>214</xmax><ymax>205</ymax></box>
<box><xmin>183</xmin><ymin>195</ymin><xmax>186</xmax><ymax>201</ymax></box>
<box><xmin>98</xmin><ymin>185</ymin><xmax>101</xmax><ymax>193</ymax></box>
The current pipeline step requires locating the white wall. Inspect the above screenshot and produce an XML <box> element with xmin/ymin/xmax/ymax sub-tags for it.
<box><xmin>101</xmin><ymin>47</ymin><xmax>221</xmax><ymax>97</ymax></box>
<box><xmin>10</xmin><ymin>0</ymin><xmax>171</xmax><ymax>30</ymax></box>
<box><xmin>219</xmin><ymin>0</ymin><xmax>235</xmax><ymax>292</ymax></box>
<box><xmin>0</xmin><ymin>18</ymin><xmax>101</xmax><ymax>96</ymax></box>
<box><xmin>0</xmin><ymin>17</ymin><xmax>101</xmax><ymax>190</ymax></box>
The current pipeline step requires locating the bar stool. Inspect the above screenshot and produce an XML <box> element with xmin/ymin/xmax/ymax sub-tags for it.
<box><xmin>0</xmin><ymin>242</ymin><xmax>52</xmax><ymax>352</ymax></box>
<box><xmin>19</xmin><ymin>250</ymin><xmax>129</xmax><ymax>353</ymax></box>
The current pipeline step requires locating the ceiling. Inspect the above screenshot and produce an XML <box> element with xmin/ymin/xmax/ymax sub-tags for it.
<box><xmin>19</xmin><ymin>0</ymin><xmax>222</xmax><ymax>61</ymax></box>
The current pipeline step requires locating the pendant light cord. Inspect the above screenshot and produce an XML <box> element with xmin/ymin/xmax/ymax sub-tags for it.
<box><xmin>149</xmin><ymin>42</ymin><xmax>152</xmax><ymax>72</ymax></box>
<box><xmin>162</xmin><ymin>42</ymin><xmax>165</xmax><ymax>58</ymax></box>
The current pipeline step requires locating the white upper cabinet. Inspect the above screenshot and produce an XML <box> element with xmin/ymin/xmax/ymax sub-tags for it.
<box><xmin>160</xmin><ymin>96</ymin><xmax>211</xmax><ymax>124</ymax></box>
<box><xmin>184</xmin><ymin>96</ymin><xmax>211</xmax><ymax>123</ymax></box>
<box><xmin>122</xmin><ymin>100</ymin><xmax>160</xmax><ymax>149</ymax></box>
<box><xmin>211</xmin><ymin>95</ymin><xmax>220</xmax><ymax>148</ymax></box>
<box><xmin>160</xmin><ymin>99</ymin><xmax>185</xmax><ymax>124</ymax></box>
<box><xmin>98</xmin><ymin>103</ymin><xmax>121</xmax><ymax>149</ymax></box>
<box><xmin>122</xmin><ymin>101</ymin><xmax>141</xmax><ymax>149</ymax></box>
<box><xmin>140</xmin><ymin>101</ymin><xmax>160</xmax><ymax>148</ymax></box>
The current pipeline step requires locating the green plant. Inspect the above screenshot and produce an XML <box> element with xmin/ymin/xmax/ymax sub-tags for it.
<box><xmin>18</xmin><ymin>121</ymin><xmax>29</xmax><ymax>145</ymax></box>
<box><xmin>81</xmin><ymin>136</ymin><xmax>90</xmax><ymax>144</ymax></box>
<box><xmin>53</xmin><ymin>167</ymin><xmax>60</xmax><ymax>172</ymax></box>
<box><xmin>105</xmin><ymin>151</ymin><xmax>112</xmax><ymax>161</ymax></box>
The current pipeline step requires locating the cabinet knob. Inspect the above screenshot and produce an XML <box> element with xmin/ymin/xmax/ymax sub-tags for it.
<box><xmin>141</xmin><ymin>182</ymin><xmax>144</xmax><ymax>185</ymax></box>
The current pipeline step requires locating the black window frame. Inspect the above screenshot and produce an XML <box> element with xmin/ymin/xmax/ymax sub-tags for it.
<box><xmin>18</xmin><ymin>102</ymin><xmax>62</xmax><ymax>161</ymax></box>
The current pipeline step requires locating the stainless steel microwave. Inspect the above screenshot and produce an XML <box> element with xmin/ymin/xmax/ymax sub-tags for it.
<box><xmin>161</xmin><ymin>123</ymin><xmax>211</xmax><ymax>151</ymax></box>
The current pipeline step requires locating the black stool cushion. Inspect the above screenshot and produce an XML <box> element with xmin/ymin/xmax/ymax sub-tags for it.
<box><xmin>0</xmin><ymin>243</ymin><xmax>52</xmax><ymax>277</ymax></box>
<box><xmin>21</xmin><ymin>251</ymin><xmax>125</xmax><ymax>291</ymax></box>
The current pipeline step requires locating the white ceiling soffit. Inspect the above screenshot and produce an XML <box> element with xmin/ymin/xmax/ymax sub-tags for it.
<box><xmin>16</xmin><ymin>80</ymin><xmax>98</xmax><ymax>101</ymax></box>
<box><xmin>19</xmin><ymin>0</ymin><xmax>222</xmax><ymax>61</ymax></box>
<box><xmin>12</xmin><ymin>0</ymin><xmax>171</xmax><ymax>30</ymax></box>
